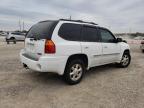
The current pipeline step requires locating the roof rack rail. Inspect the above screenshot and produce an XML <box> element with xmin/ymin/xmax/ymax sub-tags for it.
<box><xmin>59</xmin><ymin>19</ymin><xmax>98</xmax><ymax>25</ymax></box>
<box><xmin>38</xmin><ymin>20</ymin><xmax>58</xmax><ymax>23</ymax></box>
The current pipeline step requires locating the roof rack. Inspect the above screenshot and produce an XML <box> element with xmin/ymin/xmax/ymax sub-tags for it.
<box><xmin>59</xmin><ymin>19</ymin><xmax>98</xmax><ymax>25</ymax></box>
<box><xmin>39</xmin><ymin>20</ymin><xmax>58</xmax><ymax>23</ymax></box>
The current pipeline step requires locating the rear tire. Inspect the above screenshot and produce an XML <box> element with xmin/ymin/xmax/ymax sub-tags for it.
<box><xmin>13</xmin><ymin>38</ymin><xmax>16</xmax><ymax>44</ymax></box>
<box><xmin>13</xmin><ymin>40</ymin><xmax>16</xmax><ymax>44</ymax></box>
<box><xmin>118</xmin><ymin>52</ymin><xmax>131</xmax><ymax>68</ymax></box>
<box><xmin>63</xmin><ymin>59</ymin><xmax>85</xmax><ymax>85</ymax></box>
<box><xmin>6</xmin><ymin>40</ymin><xmax>9</xmax><ymax>44</ymax></box>
<box><xmin>142</xmin><ymin>50</ymin><xmax>144</xmax><ymax>53</ymax></box>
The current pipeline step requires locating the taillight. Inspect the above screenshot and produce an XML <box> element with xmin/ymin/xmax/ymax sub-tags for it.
<box><xmin>45</xmin><ymin>40</ymin><xmax>56</xmax><ymax>54</ymax></box>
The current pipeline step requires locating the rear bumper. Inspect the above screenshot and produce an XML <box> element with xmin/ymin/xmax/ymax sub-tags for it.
<box><xmin>20</xmin><ymin>49</ymin><xmax>68</xmax><ymax>75</ymax></box>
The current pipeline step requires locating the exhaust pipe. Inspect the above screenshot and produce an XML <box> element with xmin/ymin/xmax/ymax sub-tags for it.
<box><xmin>23</xmin><ymin>64</ymin><xmax>29</xmax><ymax>69</ymax></box>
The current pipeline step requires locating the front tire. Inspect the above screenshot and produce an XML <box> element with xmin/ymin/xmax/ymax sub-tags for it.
<box><xmin>10</xmin><ymin>37</ymin><xmax>16</xmax><ymax>44</ymax></box>
<box><xmin>63</xmin><ymin>59</ymin><xmax>85</xmax><ymax>85</ymax></box>
<box><xmin>118</xmin><ymin>52</ymin><xmax>131</xmax><ymax>68</ymax></box>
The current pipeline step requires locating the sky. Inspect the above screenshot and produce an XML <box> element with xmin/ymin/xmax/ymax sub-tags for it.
<box><xmin>0</xmin><ymin>0</ymin><xmax>144</xmax><ymax>33</ymax></box>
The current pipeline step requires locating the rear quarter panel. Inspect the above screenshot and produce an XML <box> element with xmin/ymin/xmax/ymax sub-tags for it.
<box><xmin>51</xmin><ymin>21</ymin><xmax>82</xmax><ymax>57</ymax></box>
<box><xmin>49</xmin><ymin>22</ymin><xmax>83</xmax><ymax>74</ymax></box>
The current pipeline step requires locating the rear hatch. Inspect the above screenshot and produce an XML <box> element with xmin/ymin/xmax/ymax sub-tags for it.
<box><xmin>24</xmin><ymin>20</ymin><xmax>58</xmax><ymax>60</ymax></box>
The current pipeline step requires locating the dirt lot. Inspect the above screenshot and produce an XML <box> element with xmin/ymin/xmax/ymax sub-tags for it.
<box><xmin>0</xmin><ymin>37</ymin><xmax>144</xmax><ymax>108</ymax></box>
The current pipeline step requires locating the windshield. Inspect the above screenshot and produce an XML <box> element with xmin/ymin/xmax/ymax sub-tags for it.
<box><xmin>27</xmin><ymin>21</ymin><xmax>58</xmax><ymax>39</ymax></box>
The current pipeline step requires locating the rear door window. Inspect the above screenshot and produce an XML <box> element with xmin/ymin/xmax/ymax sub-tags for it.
<box><xmin>58</xmin><ymin>23</ymin><xmax>82</xmax><ymax>41</ymax></box>
<box><xmin>82</xmin><ymin>26</ymin><xmax>99</xmax><ymax>42</ymax></box>
<box><xmin>27</xmin><ymin>21</ymin><xmax>58</xmax><ymax>39</ymax></box>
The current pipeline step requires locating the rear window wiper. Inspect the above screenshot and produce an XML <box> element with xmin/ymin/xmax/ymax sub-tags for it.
<box><xmin>30</xmin><ymin>37</ymin><xmax>42</xmax><ymax>41</ymax></box>
<box><xmin>30</xmin><ymin>37</ymin><xmax>37</xmax><ymax>41</ymax></box>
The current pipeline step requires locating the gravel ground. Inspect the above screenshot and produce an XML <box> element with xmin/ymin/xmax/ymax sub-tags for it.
<box><xmin>0</xmin><ymin>37</ymin><xmax>144</xmax><ymax>108</ymax></box>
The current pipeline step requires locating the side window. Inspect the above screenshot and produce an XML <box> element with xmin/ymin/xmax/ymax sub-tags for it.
<box><xmin>82</xmin><ymin>26</ymin><xmax>99</xmax><ymax>42</ymax></box>
<box><xmin>100</xmin><ymin>29</ymin><xmax>115</xmax><ymax>43</ymax></box>
<box><xmin>12</xmin><ymin>32</ymin><xmax>21</xmax><ymax>35</ymax></box>
<box><xmin>58</xmin><ymin>23</ymin><xmax>82</xmax><ymax>41</ymax></box>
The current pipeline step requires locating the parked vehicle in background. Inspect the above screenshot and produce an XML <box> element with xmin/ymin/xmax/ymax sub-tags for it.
<box><xmin>6</xmin><ymin>32</ymin><xmax>26</xmax><ymax>44</ymax></box>
<box><xmin>140</xmin><ymin>39</ymin><xmax>144</xmax><ymax>52</ymax></box>
<box><xmin>0</xmin><ymin>32</ymin><xmax>8</xmax><ymax>36</ymax></box>
<box><xmin>20</xmin><ymin>19</ymin><xmax>131</xmax><ymax>85</ymax></box>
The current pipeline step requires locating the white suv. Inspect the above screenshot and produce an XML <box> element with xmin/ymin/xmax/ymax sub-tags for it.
<box><xmin>20</xmin><ymin>19</ymin><xmax>131</xmax><ymax>85</ymax></box>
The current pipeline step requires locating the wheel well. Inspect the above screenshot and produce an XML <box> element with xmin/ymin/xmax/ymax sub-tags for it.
<box><xmin>124</xmin><ymin>49</ymin><xmax>130</xmax><ymax>54</ymax></box>
<box><xmin>10</xmin><ymin>37</ymin><xmax>15</xmax><ymax>40</ymax></box>
<box><xmin>66</xmin><ymin>54</ymin><xmax>88</xmax><ymax>68</ymax></box>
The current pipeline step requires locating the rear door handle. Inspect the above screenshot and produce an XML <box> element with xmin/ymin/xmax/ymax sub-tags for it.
<box><xmin>84</xmin><ymin>47</ymin><xmax>89</xmax><ymax>49</ymax></box>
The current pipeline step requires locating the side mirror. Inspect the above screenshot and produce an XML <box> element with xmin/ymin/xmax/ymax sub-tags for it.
<box><xmin>122</xmin><ymin>40</ymin><xmax>127</xmax><ymax>43</ymax></box>
<box><xmin>116</xmin><ymin>38</ymin><xmax>123</xmax><ymax>43</ymax></box>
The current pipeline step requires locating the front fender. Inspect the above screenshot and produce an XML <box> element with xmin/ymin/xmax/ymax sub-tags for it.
<box><xmin>118</xmin><ymin>42</ymin><xmax>130</xmax><ymax>62</ymax></box>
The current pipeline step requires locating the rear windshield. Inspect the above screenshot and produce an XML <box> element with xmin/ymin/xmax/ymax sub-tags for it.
<box><xmin>27</xmin><ymin>21</ymin><xmax>58</xmax><ymax>39</ymax></box>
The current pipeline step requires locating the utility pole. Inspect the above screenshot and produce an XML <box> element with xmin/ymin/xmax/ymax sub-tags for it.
<box><xmin>19</xmin><ymin>20</ymin><xmax>21</xmax><ymax>31</ymax></box>
<box><xmin>69</xmin><ymin>15</ymin><xmax>71</xmax><ymax>20</ymax></box>
<box><xmin>22</xmin><ymin>21</ymin><xmax>25</xmax><ymax>31</ymax></box>
<box><xmin>129</xmin><ymin>27</ymin><xmax>131</xmax><ymax>34</ymax></box>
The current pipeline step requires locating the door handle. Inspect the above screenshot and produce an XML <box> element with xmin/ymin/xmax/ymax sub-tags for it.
<box><xmin>84</xmin><ymin>47</ymin><xmax>89</xmax><ymax>49</ymax></box>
